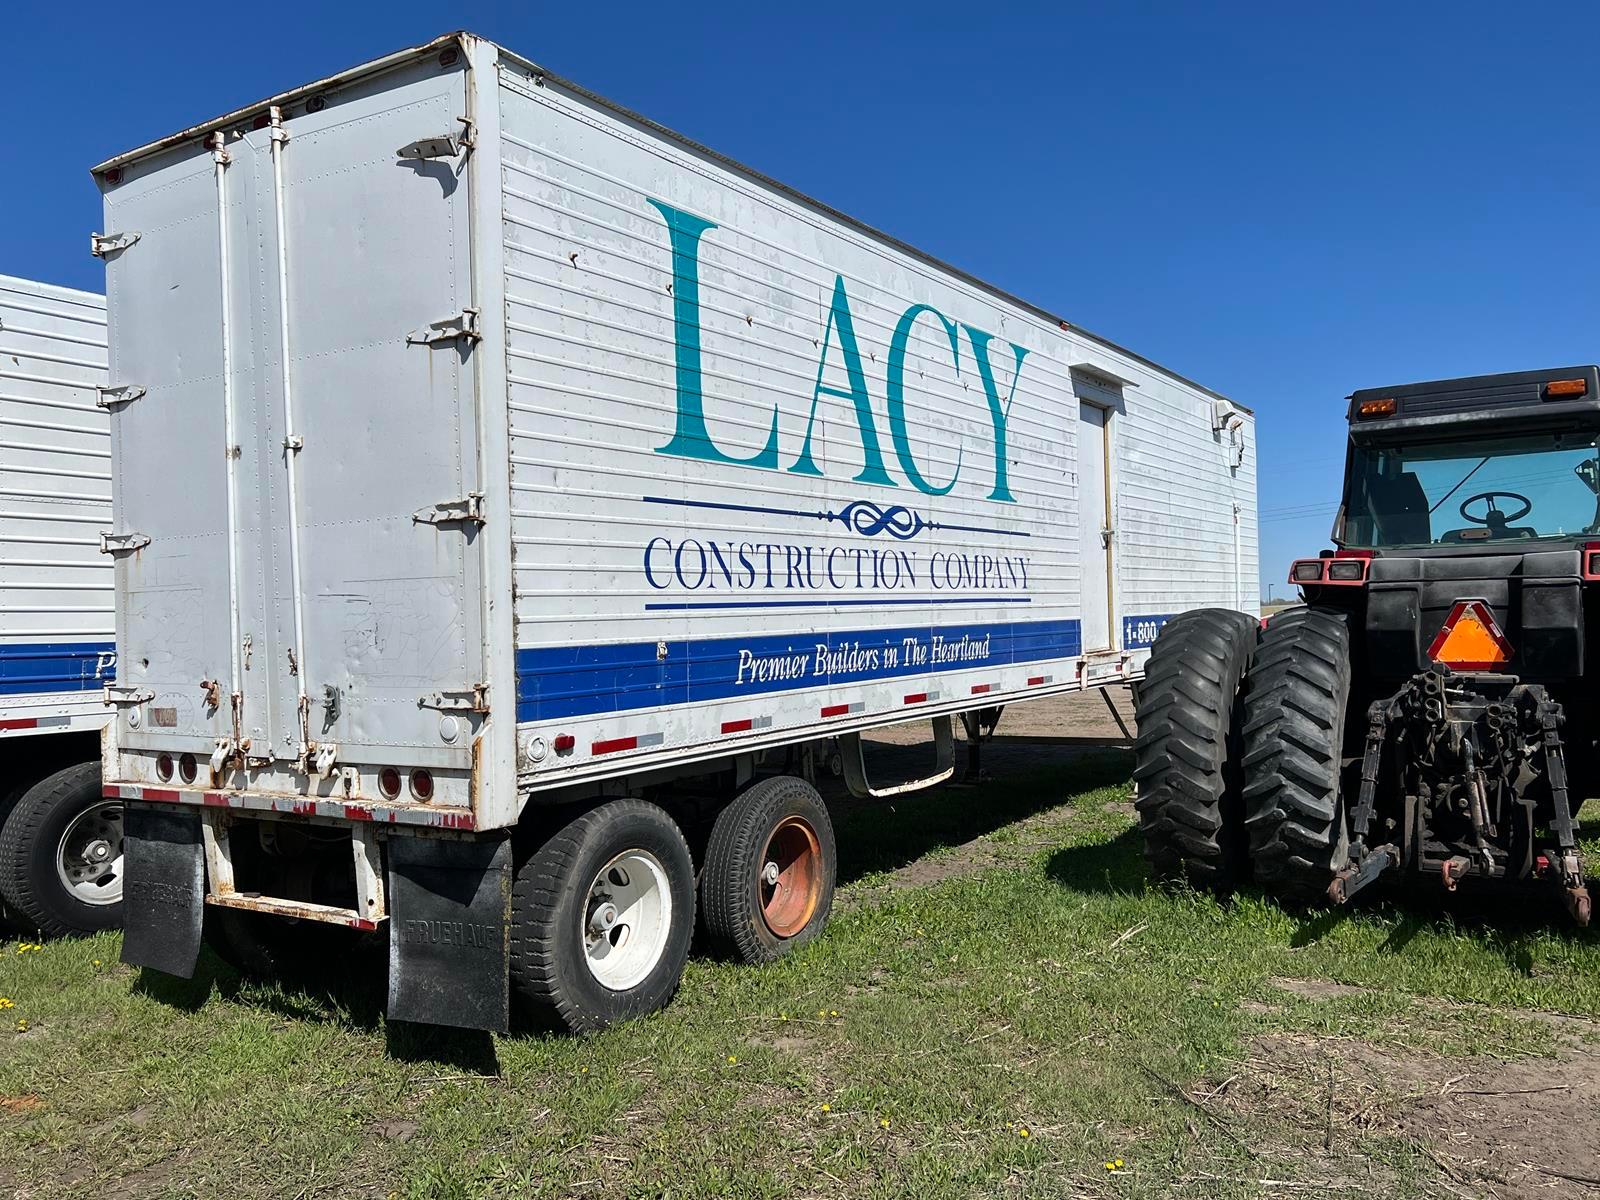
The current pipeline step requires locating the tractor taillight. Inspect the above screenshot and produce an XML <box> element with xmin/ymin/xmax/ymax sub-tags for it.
<box><xmin>1427</xmin><ymin>600</ymin><xmax>1513</xmax><ymax>671</ymax></box>
<box><xmin>1584</xmin><ymin>542</ymin><xmax>1600</xmax><ymax>580</ymax></box>
<box><xmin>1290</xmin><ymin>559</ymin><xmax>1325</xmax><ymax>582</ymax></box>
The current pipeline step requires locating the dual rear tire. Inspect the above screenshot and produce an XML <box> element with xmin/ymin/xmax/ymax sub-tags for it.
<box><xmin>1134</xmin><ymin>604</ymin><xmax>1357</xmax><ymax>908</ymax></box>
<box><xmin>509</xmin><ymin>777</ymin><xmax>835</xmax><ymax>1033</ymax></box>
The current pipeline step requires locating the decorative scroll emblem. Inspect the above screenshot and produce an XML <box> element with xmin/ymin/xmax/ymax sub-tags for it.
<box><xmin>827</xmin><ymin>501</ymin><xmax>927</xmax><ymax>541</ymax></box>
<box><xmin>641</xmin><ymin>495</ymin><xmax>1028</xmax><ymax>541</ymax></box>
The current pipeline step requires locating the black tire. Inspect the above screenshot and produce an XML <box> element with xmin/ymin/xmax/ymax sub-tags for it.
<box><xmin>1241</xmin><ymin>605</ymin><xmax>1353</xmax><ymax>905</ymax></box>
<box><xmin>701</xmin><ymin>776</ymin><xmax>836</xmax><ymax>963</ymax></box>
<box><xmin>509</xmin><ymin>799</ymin><xmax>696</xmax><ymax>1034</ymax></box>
<box><xmin>0</xmin><ymin>762</ymin><xmax>122</xmax><ymax>937</ymax></box>
<box><xmin>0</xmin><ymin>779</ymin><xmax>32</xmax><ymax>931</ymax></box>
<box><xmin>1132</xmin><ymin>608</ymin><xmax>1258</xmax><ymax>891</ymax></box>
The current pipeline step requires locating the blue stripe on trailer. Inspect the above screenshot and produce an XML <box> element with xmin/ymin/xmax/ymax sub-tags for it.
<box><xmin>514</xmin><ymin>619</ymin><xmax>1080</xmax><ymax>722</ymax></box>
<box><xmin>0</xmin><ymin>641</ymin><xmax>116</xmax><ymax>696</ymax></box>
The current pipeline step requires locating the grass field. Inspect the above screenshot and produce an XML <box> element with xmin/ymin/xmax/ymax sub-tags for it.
<box><xmin>2</xmin><ymin>748</ymin><xmax>1599</xmax><ymax>1199</ymax></box>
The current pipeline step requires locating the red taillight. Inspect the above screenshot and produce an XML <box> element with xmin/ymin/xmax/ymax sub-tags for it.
<box><xmin>178</xmin><ymin>754</ymin><xmax>197</xmax><ymax>784</ymax></box>
<box><xmin>378</xmin><ymin>767</ymin><xmax>402</xmax><ymax>800</ymax></box>
<box><xmin>410</xmin><ymin>770</ymin><xmax>435</xmax><ymax>802</ymax></box>
<box><xmin>1585</xmin><ymin>541</ymin><xmax>1600</xmax><ymax>581</ymax></box>
<box><xmin>552</xmin><ymin>733</ymin><xmax>576</xmax><ymax>753</ymax></box>
<box><xmin>155</xmin><ymin>753</ymin><xmax>174</xmax><ymax>782</ymax></box>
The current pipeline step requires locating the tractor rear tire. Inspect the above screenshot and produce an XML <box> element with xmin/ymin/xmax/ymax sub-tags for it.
<box><xmin>1132</xmin><ymin>608</ymin><xmax>1258</xmax><ymax>891</ymax></box>
<box><xmin>1241</xmin><ymin>605</ymin><xmax>1353</xmax><ymax>905</ymax></box>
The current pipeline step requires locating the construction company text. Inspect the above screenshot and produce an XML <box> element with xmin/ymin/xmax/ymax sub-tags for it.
<box><xmin>643</xmin><ymin>537</ymin><xmax>1029</xmax><ymax>597</ymax></box>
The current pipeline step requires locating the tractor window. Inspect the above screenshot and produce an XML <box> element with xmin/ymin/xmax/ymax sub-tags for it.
<box><xmin>1344</xmin><ymin>432</ymin><xmax>1600</xmax><ymax>548</ymax></box>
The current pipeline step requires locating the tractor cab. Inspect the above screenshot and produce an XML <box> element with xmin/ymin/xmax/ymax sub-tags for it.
<box><xmin>1291</xmin><ymin>367</ymin><xmax>1600</xmax><ymax>687</ymax></box>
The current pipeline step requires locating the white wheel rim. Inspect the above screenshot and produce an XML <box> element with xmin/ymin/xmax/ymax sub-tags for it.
<box><xmin>55</xmin><ymin>802</ymin><xmax>124</xmax><ymax>906</ymax></box>
<box><xmin>582</xmin><ymin>849</ymin><xmax>672</xmax><ymax>991</ymax></box>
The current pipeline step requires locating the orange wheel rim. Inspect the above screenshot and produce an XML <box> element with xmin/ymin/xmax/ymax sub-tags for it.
<box><xmin>759</xmin><ymin>815</ymin><xmax>822</xmax><ymax>938</ymax></box>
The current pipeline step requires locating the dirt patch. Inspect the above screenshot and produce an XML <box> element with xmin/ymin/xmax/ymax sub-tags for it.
<box><xmin>1269</xmin><ymin>977</ymin><xmax>1372</xmax><ymax>1002</ymax></box>
<box><xmin>370</xmin><ymin>1117</ymin><xmax>418</xmax><ymax>1142</ymax></box>
<box><xmin>0</xmin><ymin>1094</ymin><xmax>42</xmax><ymax>1115</ymax></box>
<box><xmin>1214</xmin><ymin>1032</ymin><xmax>1600</xmax><ymax>1197</ymax></box>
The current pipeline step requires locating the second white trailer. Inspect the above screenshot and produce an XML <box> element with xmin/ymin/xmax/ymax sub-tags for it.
<box><xmin>0</xmin><ymin>274</ymin><xmax>121</xmax><ymax>936</ymax></box>
<box><xmin>95</xmin><ymin>32</ymin><xmax>1257</xmax><ymax>1031</ymax></box>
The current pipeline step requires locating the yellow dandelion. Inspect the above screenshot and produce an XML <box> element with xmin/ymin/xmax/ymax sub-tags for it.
<box><xmin>1115</xmin><ymin>1158</ymin><xmax>1124</xmax><ymax>1168</ymax></box>
<box><xmin>829</xmin><ymin>1009</ymin><xmax>839</xmax><ymax>1017</ymax></box>
<box><xmin>0</xmin><ymin>998</ymin><xmax>14</xmax><ymax>1010</ymax></box>
<box><xmin>820</xmin><ymin>1103</ymin><xmax>831</xmax><ymax>1112</ymax></box>
<box><xmin>726</xmin><ymin>1055</ymin><xmax>737</xmax><ymax>1064</ymax></box>
<box><xmin>579</xmin><ymin>1066</ymin><xmax>588</xmax><ymax>1074</ymax></box>
<box><xmin>1104</xmin><ymin>1162</ymin><xmax>1116</xmax><ymax>1171</ymax></box>
<box><xmin>879</xmin><ymin>1118</ymin><xmax>890</xmax><ymax>1129</ymax></box>
<box><xmin>14</xmin><ymin>1019</ymin><xmax>27</xmax><ymax>1033</ymax></box>
<box><xmin>92</xmin><ymin>960</ymin><xmax>101</xmax><ymax>967</ymax></box>
<box><xmin>817</xmin><ymin>1009</ymin><xmax>827</xmax><ymax>1018</ymax></box>
<box><xmin>1018</xmin><ymin>1128</ymin><xmax>1029</xmax><ymax>1138</ymax></box>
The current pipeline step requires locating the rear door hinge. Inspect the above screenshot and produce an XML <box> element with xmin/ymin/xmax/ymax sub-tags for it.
<box><xmin>99</xmin><ymin>530</ymin><xmax>151</xmax><ymax>554</ymax></box>
<box><xmin>397</xmin><ymin>117</ymin><xmax>475</xmax><ymax>161</ymax></box>
<box><xmin>413</xmin><ymin>492</ymin><xmax>485</xmax><ymax>527</ymax></box>
<box><xmin>104</xmin><ymin>684</ymin><xmax>154</xmax><ymax>707</ymax></box>
<box><xmin>406</xmin><ymin>307</ymin><xmax>481</xmax><ymax>347</ymax></box>
<box><xmin>96</xmin><ymin>383</ymin><xmax>146</xmax><ymax>410</ymax></box>
<box><xmin>419</xmin><ymin>684</ymin><xmax>489</xmax><ymax>714</ymax></box>
<box><xmin>90</xmin><ymin>230</ymin><xmax>141</xmax><ymax>258</ymax></box>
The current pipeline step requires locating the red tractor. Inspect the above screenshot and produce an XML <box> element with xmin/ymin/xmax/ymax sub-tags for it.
<box><xmin>1135</xmin><ymin>367</ymin><xmax>1595</xmax><ymax>923</ymax></box>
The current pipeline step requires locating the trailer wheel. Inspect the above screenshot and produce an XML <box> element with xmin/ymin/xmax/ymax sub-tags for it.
<box><xmin>0</xmin><ymin>762</ymin><xmax>122</xmax><ymax>937</ymax></box>
<box><xmin>510</xmin><ymin>799</ymin><xmax>695</xmax><ymax>1033</ymax></box>
<box><xmin>1241</xmin><ymin>606</ymin><xmax>1353</xmax><ymax>905</ymax></box>
<box><xmin>1132</xmin><ymin>608</ymin><xmax>1258</xmax><ymax>891</ymax></box>
<box><xmin>701</xmin><ymin>776</ymin><xmax>836</xmax><ymax>963</ymax></box>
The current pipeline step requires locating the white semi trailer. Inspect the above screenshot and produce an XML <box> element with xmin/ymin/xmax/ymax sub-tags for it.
<box><xmin>94</xmin><ymin>32</ymin><xmax>1258</xmax><ymax>1032</ymax></box>
<box><xmin>0</xmin><ymin>274</ymin><xmax>121</xmax><ymax>936</ymax></box>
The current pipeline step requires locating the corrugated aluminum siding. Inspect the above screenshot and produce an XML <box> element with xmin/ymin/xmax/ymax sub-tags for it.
<box><xmin>495</xmin><ymin>58</ymin><xmax>1256</xmax><ymax>765</ymax></box>
<box><xmin>0</xmin><ymin>276</ymin><xmax>115</xmax><ymax>726</ymax></box>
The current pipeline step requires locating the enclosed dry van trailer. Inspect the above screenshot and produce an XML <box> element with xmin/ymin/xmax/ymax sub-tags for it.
<box><xmin>94</xmin><ymin>32</ymin><xmax>1257</xmax><ymax>1031</ymax></box>
<box><xmin>0</xmin><ymin>275</ymin><xmax>121</xmax><ymax>936</ymax></box>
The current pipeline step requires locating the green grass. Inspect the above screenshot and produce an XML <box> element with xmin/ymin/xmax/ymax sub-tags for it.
<box><xmin>1</xmin><ymin>759</ymin><xmax>1597</xmax><ymax>1199</ymax></box>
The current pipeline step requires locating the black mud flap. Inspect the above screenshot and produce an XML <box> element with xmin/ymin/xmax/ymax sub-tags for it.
<box><xmin>119</xmin><ymin>804</ymin><xmax>205</xmax><ymax>978</ymax></box>
<box><xmin>387</xmin><ymin>833</ymin><xmax>511</xmax><ymax>1032</ymax></box>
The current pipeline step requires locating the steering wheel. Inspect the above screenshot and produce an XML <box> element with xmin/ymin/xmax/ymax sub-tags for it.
<box><xmin>1459</xmin><ymin>490</ymin><xmax>1532</xmax><ymax>528</ymax></box>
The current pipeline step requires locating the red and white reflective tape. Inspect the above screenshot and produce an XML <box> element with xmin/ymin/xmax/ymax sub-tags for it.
<box><xmin>0</xmin><ymin>715</ymin><xmax>71</xmax><ymax>732</ymax></box>
<box><xmin>100</xmin><ymin>782</ymin><xmax>477</xmax><ymax>830</ymax></box>
<box><xmin>820</xmin><ymin>700</ymin><xmax>866</xmax><ymax>719</ymax></box>
<box><xmin>720</xmin><ymin>715</ymin><xmax>774</xmax><ymax>735</ymax></box>
<box><xmin>970</xmin><ymin>683</ymin><xmax>994</xmax><ymax>695</ymax></box>
<box><xmin>1027</xmin><ymin>674</ymin><xmax>1053</xmax><ymax>686</ymax></box>
<box><xmin>591</xmin><ymin>730</ymin><xmax>666</xmax><ymax>756</ymax></box>
<box><xmin>902</xmin><ymin>689</ymin><xmax>944</xmax><ymax>705</ymax></box>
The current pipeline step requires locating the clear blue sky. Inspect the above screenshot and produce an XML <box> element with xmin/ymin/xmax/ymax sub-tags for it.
<box><xmin>8</xmin><ymin>1</ymin><xmax>1598</xmax><ymax>596</ymax></box>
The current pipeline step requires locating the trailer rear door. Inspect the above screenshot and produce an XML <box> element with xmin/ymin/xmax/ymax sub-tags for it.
<box><xmin>104</xmin><ymin>55</ymin><xmax>484</xmax><ymax>773</ymax></box>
